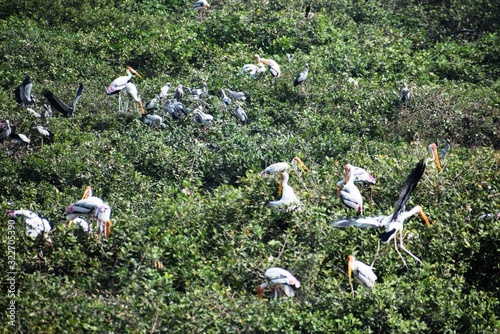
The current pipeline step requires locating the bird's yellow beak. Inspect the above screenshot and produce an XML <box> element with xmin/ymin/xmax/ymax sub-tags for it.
<box><xmin>82</xmin><ymin>186</ymin><xmax>92</xmax><ymax>199</ymax></box>
<box><xmin>417</xmin><ymin>206</ymin><xmax>431</xmax><ymax>227</ymax></box>
<box><xmin>68</xmin><ymin>220</ymin><xmax>73</xmax><ymax>227</ymax></box>
<box><xmin>428</xmin><ymin>143</ymin><xmax>442</xmax><ymax>171</ymax></box>
<box><xmin>138</xmin><ymin>101</ymin><xmax>146</xmax><ymax>114</ymax></box>
<box><xmin>127</xmin><ymin>66</ymin><xmax>142</xmax><ymax>78</ymax></box>
<box><xmin>105</xmin><ymin>221</ymin><xmax>111</xmax><ymax>238</ymax></box>
<box><xmin>278</xmin><ymin>172</ymin><xmax>284</xmax><ymax>196</ymax></box>
<box><xmin>344</xmin><ymin>165</ymin><xmax>350</xmax><ymax>184</ymax></box>
<box><xmin>347</xmin><ymin>259</ymin><xmax>353</xmax><ymax>279</ymax></box>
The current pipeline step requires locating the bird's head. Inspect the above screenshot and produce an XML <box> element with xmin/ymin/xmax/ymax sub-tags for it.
<box><xmin>126</xmin><ymin>66</ymin><xmax>142</xmax><ymax>78</ymax></box>
<box><xmin>6</xmin><ymin>210</ymin><xmax>16</xmax><ymax>218</ymax></box>
<box><xmin>82</xmin><ymin>186</ymin><xmax>92</xmax><ymax>200</ymax></box>
<box><xmin>417</xmin><ymin>205</ymin><xmax>431</xmax><ymax>227</ymax></box>
<box><xmin>428</xmin><ymin>143</ymin><xmax>442</xmax><ymax>171</ymax></box>
<box><xmin>254</xmin><ymin>54</ymin><xmax>261</xmax><ymax>64</ymax></box>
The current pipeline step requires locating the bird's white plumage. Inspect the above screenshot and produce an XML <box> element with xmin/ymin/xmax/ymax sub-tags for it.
<box><xmin>258</xmin><ymin>267</ymin><xmax>301</xmax><ymax>299</ymax></box>
<box><xmin>7</xmin><ymin>209</ymin><xmax>52</xmax><ymax>243</ymax></box>
<box><xmin>339</xmin><ymin>165</ymin><xmax>364</xmax><ymax>215</ymax></box>
<box><xmin>269</xmin><ymin>172</ymin><xmax>302</xmax><ymax>211</ymax></box>
<box><xmin>348</xmin><ymin>255</ymin><xmax>377</xmax><ymax>289</ymax></box>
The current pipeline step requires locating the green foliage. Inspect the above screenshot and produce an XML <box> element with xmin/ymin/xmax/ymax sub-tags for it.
<box><xmin>0</xmin><ymin>0</ymin><xmax>499</xmax><ymax>332</ymax></box>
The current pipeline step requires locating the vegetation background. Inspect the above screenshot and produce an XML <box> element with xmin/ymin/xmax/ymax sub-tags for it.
<box><xmin>0</xmin><ymin>0</ymin><xmax>499</xmax><ymax>332</ymax></box>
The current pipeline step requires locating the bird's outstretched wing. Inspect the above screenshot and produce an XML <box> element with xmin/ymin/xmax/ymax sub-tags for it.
<box><xmin>72</xmin><ymin>83</ymin><xmax>84</xmax><ymax>112</ymax></box>
<box><xmin>42</xmin><ymin>90</ymin><xmax>72</xmax><ymax>117</ymax></box>
<box><xmin>391</xmin><ymin>159</ymin><xmax>426</xmax><ymax>222</ymax></box>
<box><xmin>332</xmin><ymin>216</ymin><xmax>386</xmax><ymax>228</ymax></box>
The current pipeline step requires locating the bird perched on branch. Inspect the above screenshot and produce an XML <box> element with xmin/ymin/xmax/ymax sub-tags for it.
<box><xmin>339</xmin><ymin>165</ymin><xmax>364</xmax><ymax>215</ymax></box>
<box><xmin>107</xmin><ymin>66</ymin><xmax>142</xmax><ymax>112</ymax></box>
<box><xmin>65</xmin><ymin>196</ymin><xmax>112</xmax><ymax>238</ymax></box>
<box><xmin>224</xmin><ymin>89</ymin><xmax>251</xmax><ymax>103</ymax></box>
<box><xmin>233</xmin><ymin>105</ymin><xmax>248</xmax><ymax>124</ymax></box>
<box><xmin>193</xmin><ymin>0</ymin><xmax>210</xmax><ymax>20</ymax></box>
<box><xmin>269</xmin><ymin>172</ymin><xmax>302</xmax><ymax>212</ymax></box>
<box><xmin>238</xmin><ymin>63</ymin><xmax>266</xmax><ymax>79</ymax></box>
<box><xmin>259</xmin><ymin>157</ymin><xmax>309</xmax><ymax>176</ymax></box>
<box><xmin>400</xmin><ymin>82</ymin><xmax>410</xmax><ymax>106</ymax></box>
<box><xmin>7</xmin><ymin>209</ymin><xmax>52</xmax><ymax>245</ymax></box>
<box><xmin>43</xmin><ymin>83</ymin><xmax>83</xmax><ymax>118</ymax></box>
<box><xmin>124</xmin><ymin>82</ymin><xmax>146</xmax><ymax>114</ymax></box>
<box><xmin>254</xmin><ymin>54</ymin><xmax>281</xmax><ymax>82</ymax></box>
<box><xmin>258</xmin><ymin>267</ymin><xmax>301</xmax><ymax>299</ymax></box>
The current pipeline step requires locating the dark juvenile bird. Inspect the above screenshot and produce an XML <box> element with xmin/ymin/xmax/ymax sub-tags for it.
<box><xmin>225</xmin><ymin>89</ymin><xmax>251</xmax><ymax>103</ymax></box>
<box><xmin>401</xmin><ymin>82</ymin><xmax>410</xmax><ymax>106</ymax></box>
<box><xmin>14</xmin><ymin>75</ymin><xmax>36</xmax><ymax>108</ymax></box>
<box><xmin>42</xmin><ymin>83</ymin><xmax>83</xmax><ymax>118</ymax></box>
<box><xmin>173</xmin><ymin>84</ymin><xmax>184</xmax><ymax>102</ymax></box>
<box><xmin>294</xmin><ymin>63</ymin><xmax>309</xmax><ymax>94</ymax></box>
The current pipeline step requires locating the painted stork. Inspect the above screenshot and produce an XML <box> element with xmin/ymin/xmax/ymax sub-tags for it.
<box><xmin>258</xmin><ymin>267</ymin><xmax>301</xmax><ymax>299</ymax></box>
<box><xmin>107</xmin><ymin>66</ymin><xmax>142</xmax><ymax>112</ymax></box>
<box><xmin>259</xmin><ymin>157</ymin><xmax>309</xmax><ymax>176</ymax></box>
<box><xmin>14</xmin><ymin>75</ymin><xmax>36</xmax><ymax>108</ymax></box>
<box><xmin>42</xmin><ymin>83</ymin><xmax>83</xmax><ymax>118</ymax></box>
<box><xmin>193</xmin><ymin>0</ymin><xmax>210</xmax><ymax>20</ymax></box>
<box><xmin>31</xmin><ymin>122</ymin><xmax>54</xmax><ymax>148</ymax></box>
<box><xmin>65</xmin><ymin>196</ymin><xmax>112</xmax><ymax>238</ymax></box>
<box><xmin>347</xmin><ymin>255</ymin><xmax>377</xmax><ymax>295</ymax></box>
<box><xmin>254</xmin><ymin>54</ymin><xmax>281</xmax><ymax>82</ymax></box>
<box><xmin>269</xmin><ymin>172</ymin><xmax>302</xmax><ymax>212</ymax></box>
<box><xmin>336</xmin><ymin>164</ymin><xmax>376</xmax><ymax>190</ymax></box>
<box><xmin>124</xmin><ymin>82</ymin><xmax>146</xmax><ymax>114</ymax></box>
<box><xmin>7</xmin><ymin>209</ymin><xmax>52</xmax><ymax>245</ymax></box>
<box><xmin>339</xmin><ymin>165</ymin><xmax>364</xmax><ymax>215</ymax></box>
<box><xmin>294</xmin><ymin>64</ymin><xmax>309</xmax><ymax>94</ymax></box>
<box><xmin>72</xmin><ymin>217</ymin><xmax>93</xmax><ymax>234</ymax></box>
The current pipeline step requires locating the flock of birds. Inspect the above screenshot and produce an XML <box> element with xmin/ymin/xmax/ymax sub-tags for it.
<box><xmin>254</xmin><ymin>143</ymin><xmax>444</xmax><ymax>298</ymax></box>
<box><xmin>2</xmin><ymin>2</ymin><xmax>428</xmax><ymax>300</ymax></box>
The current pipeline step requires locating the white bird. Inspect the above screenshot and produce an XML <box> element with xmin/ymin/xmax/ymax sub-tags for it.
<box><xmin>269</xmin><ymin>172</ymin><xmax>302</xmax><ymax>212</ymax></box>
<box><xmin>142</xmin><ymin>113</ymin><xmax>166</xmax><ymax>128</ymax></box>
<box><xmin>193</xmin><ymin>106</ymin><xmax>214</xmax><ymax>127</ymax></box>
<box><xmin>42</xmin><ymin>83</ymin><xmax>83</xmax><ymax>118</ymax></box>
<box><xmin>68</xmin><ymin>186</ymin><xmax>93</xmax><ymax>227</ymax></box>
<box><xmin>254</xmin><ymin>54</ymin><xmax>281</xmax><ymax>82</ymax></box>
<box><xmin>401</xmin><ymin>82</ymin><xmax>410</xmax><ymax>106</ymax></box>
<box><xmin>14</xmin><ymin>75</ymin><xmax>36</xmax><ymax>108</ymax></box>
<box><xmin>186</xmin><ymin>83</ymin><xmax>208</xmax><ymax>100</ymax></box>
<box><xmin>347</xmin><ymin>255</ymin><xmax>377</xmax><ymax>295</ymax></box>
<box><xmin>95</xmin><ymin>204</ymin><xmax>112</xmax><ymax>239</ymax></box>
<box><xmin>65</xmin><ymin>196</ymin><xmax>105</xmax><ymax>220</ymax></box>
<box><xmin>9</xmin><ymin>125</ymin><xmax>31</xmax><ymax>151</ymax></box>
<box><xmin>159</xmin><ymin>83</ymin><xmax>172</xmax><ymax>99</ymax></box>
<box><xmin>259</xmin><ymin>157</ymin><xmax>309</xmax><ymax>176</ymax></box>
<box><xmin>339</xmin><ymin>165</ymin><xmax>364</xmax><ymax>215</ymax></box>
<box><xmin>335</xmin><ymin>160</ymin><xmax>428</xmax><ymax>268</ymax></box>
<box><xmin>124</xmin><ymin>82</ymin><xmax>146</xmax><ymax>114</ymax></box>
<box><xmin>7</xmin><ymin>209</ymin><xmax>52</xmax><ymax>244</ymax></box>
<box><xmin>233</xmin><ymin>105</ymin><xmax>248</xmax><ymax>124</ymax></box>
<box><xmin>40</xmin><ymin>104</ymin><xmax>52</xmax><ymax>122</ymax></box>
<box><xmin>293</xmin><ymin>63</ymin><xmax>309</xmax><ymax>94</ymax></box>
<box><xmin>193</xmin><ymin>0</ymin><xmax>210</xmax><ymax>20</ymax></box>
<box><xmin>72</xmin><ymin>217</ymin><xmax>93</xmax><ymax>234</ymax></box>
<box><xmin>107</xmin><ymin>66</ymin><xmax>142</xmax><ymax>112</ymax></box>
<box><xmin>258</xmin><ymin>267</ymin><xmax>301</xmax><ymax>299</ymax></box>
<box><xmin>238</xmin><ymin>63</ymin><xmax>266</xmax><ymax>79</ymax></box>
<box><xmin>336</xmin><ymin>164</ymin><xmax>376</xmax><ymax>189</ymax></box>
<box><xmin>27</xmin><ymin>108</ymin><xmax>41</xmax><ymax>118</ymax></box>
<box><xmin>144</xmin><ymin>95</ymin><xmax>161</xmax><ymax>111</ymax></box>
<box><xmin>286</xmin><ymin>53</ymin><xmax>294</xmax><ymax>62</ymax></box>
<box><xmin>31</xmin><ymin>122</ymin><xmax>54</xmax><ymax>148</ymax></box>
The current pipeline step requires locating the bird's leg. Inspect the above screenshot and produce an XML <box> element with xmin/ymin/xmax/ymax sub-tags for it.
<box><xmin>274</xmin><ymin>286</ymin><xmax>278</xmax><ymax>299</ymax></box>
<box><xmin>394</xmin><ymin>233</ymin><xmax>408</xmax><ymax>268</ymax></box>
<box><xmin>118</xmin><ymin>91</ymin><xmax>123</xmax><ymax>112</ymax></box>
<box><xmin>400</xmin><ymin>233</ymin><xmax>423</xmax><ymax>265</ymax></box>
